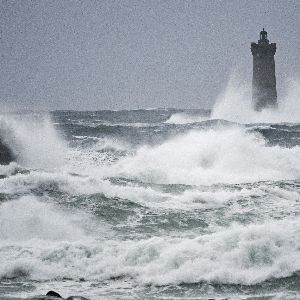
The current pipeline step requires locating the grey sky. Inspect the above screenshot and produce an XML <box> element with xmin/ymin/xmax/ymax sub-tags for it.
<box><xmin>1</xmin><ymin>0</ymin><xmax>299</xmax><ymax>111</ymax></box>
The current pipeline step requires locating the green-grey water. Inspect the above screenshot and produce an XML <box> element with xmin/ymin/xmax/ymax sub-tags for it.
<box><xmin>0</xmin><ymin>109</ymin><xmax>299</xmax><ymax>299</ymax></box>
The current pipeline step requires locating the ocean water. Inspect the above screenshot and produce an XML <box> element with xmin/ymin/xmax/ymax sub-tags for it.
<box><xmin>0</xmin><ymin>98</ymin><xmax>300</xmax><ymax>299</ymax></box>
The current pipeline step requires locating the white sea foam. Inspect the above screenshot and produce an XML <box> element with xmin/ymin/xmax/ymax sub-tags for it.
<box><xmin>1</xmin><ymin>125</ymin><xmax>300</xmax><ymax>211</ymax></box>
<box><xmin>211</xmin><ymin>76</ymin><xmax>300</xmax><ymax>124</ymax></box>
<box><xmin>0</xmin><ymin>162</ymin><xmax>20</xmax><ymax>176</ymax></box>
<box><xmin>0</xmin><ymin>114</ymin><xmax>67</xmax><ymax>169</ymax></box>
<box><xmin>0</xmin><ymin>106</ymin><xmax>299</xmax><ymax>299</ymax></box>
<box><xmin>0</xmin><ymin>215</ymin><xmax>299</xmax><ymax>285</ymax></box>
<box><xmin>0</xmin><ymin>167</ymin><xmax>299</xmax><ymax>218</ymax></box>
<box><xmin>0</xmin><ymin>169</ymin><xmax>227</xmax><ymax>211</ymax></box>
<box><xmin>0</xmin><ymin>196</ymin><xmax>86</xmax><ymax>241</ymax></box>
<box><xmin>164</xmin><ymin>77</ymin><xmax>300</xmax><ymax>125</ymax></box>
<box><xmin>112</xmin><ymin>127</ymin><xmax>300</xmax><ymax>185</ymax></box>
<box><xmin>165</xmin><ymin>113</ymin><xmax>209</xmax><ymax>124</ymax></box>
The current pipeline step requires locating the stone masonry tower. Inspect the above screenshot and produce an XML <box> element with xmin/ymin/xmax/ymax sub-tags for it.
<box><xmin>251</xmin><ymin>29</ymin><xmax>277</xmax><ymax>111</ymax></box>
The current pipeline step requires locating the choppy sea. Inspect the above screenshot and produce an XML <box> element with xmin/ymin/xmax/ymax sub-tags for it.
<box><xmin>0</xmin><ymin>107</ymin><xmax>299</xmax><ymax>299</ymax></box>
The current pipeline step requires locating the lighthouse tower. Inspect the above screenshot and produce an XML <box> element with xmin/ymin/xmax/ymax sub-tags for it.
<box><xmin>251</xmin><ymin>29</ymin><xmax>277</xmax><ymax>111</ymax></box>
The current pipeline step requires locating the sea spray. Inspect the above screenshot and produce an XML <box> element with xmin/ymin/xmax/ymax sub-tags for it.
<box><xmin>163</xmin><ymin>76</ymin><xmax>300</xmax><ymax>125</ymax></box>
<box><xmin>165</xmin><ymin>112</ymin><xmax>209</xmax><ymax>124</ymax></box>
<box><xmin>113</xmin><ymin>127</ymin><xmax>300</xmax><ymax>185</ymax></box>
<box><xmin>212</xmin><ymin>76</ymin><xmax>300</xmax><ymax>123</ymax></box>
<box><xmin>0</xmin><ymin>196</ymin><xmax>86</xmax><ymax>241</ymax></box>
<box><xmin>0</xmin><ymin>113</ymin><xmax>67</xmax><ymax>169</ymax></box>
<box><xmin>0</xmin><ymin>110</ymin><xmax>299</xmax><ymax>299</ymax></box>
<box><xmin>0</xmin><ymin>213</ymin><xmax>299</xmax><ymax>285</ymax></box>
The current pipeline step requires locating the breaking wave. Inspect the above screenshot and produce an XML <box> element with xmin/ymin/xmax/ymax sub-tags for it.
<box><xmin>0</xmin><ymin>113</ymin><xmax>67</xmax><ymax>169</ymax></box>
<box><xmin>165</xmin><ymin>112</ymin><xmax>209</xmax><ymax>124</ymax></box>
<box><xmin>212</xmin><ymin>76</ymin><xmax>300</xmax><ymax>124</ymax></box>
<box><xmin>113</xmin><ymin>127</ymin><xmax>300</xmax><ymax>185</ymax></box>
<box><xmin>1</xmin><ymin>111</ymin><xmax>300</xmax><ymax>189</ymax></box>
<box><xmin>0</xmin><ymin>196</ymin><xmax>87</xmax><ymax>241</ymax></box>
<box><xmin>2</xmin><ymin>117</ymin><xmax>300</xmax><ymax>187</ymax></box>
<box><xmin>1</xmin><ymin>108</ymin><xmax>300</xmax><ymax>298</ymax></box>
<box><xmin>0</xmin><ymin>202</ymin><xmax>299</xmax><ymax>286</ymax></box>
<box><xmin>164</xmin><ymin>77</ymin><xmax>300</xmax><ymax>125</ymax></box>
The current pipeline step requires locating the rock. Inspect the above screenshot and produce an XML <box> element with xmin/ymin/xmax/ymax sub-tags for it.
<box><xmin>29</xmin><ymin>291</ymin><xmax>90</xmax><ymax>300</ymax></box>
<box><xmin>46</xmin><ymin>291</ymin><xmax>62</xmax><ymax>298</ymax></box>
<box><xmin>0</xmin><ymin>139</ymin><xmax>14</xmax><ymax>165</ymax></box>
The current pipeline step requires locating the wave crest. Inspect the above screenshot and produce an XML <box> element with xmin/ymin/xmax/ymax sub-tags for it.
<box><xmin>114</xmin><ymin>127</ymin><xmax>300</xmax><ymax>185</ymax></box>
<box><xmin>0</xmin><ymin>218</ymin><xmax>299</xmax><ymax>285</ymax></box>
<box><xmin>0</xmin><ymin>113</ymin><xmax>67</xmax><ymax>169</ymax></box>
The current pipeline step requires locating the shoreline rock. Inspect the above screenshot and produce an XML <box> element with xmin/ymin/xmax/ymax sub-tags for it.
<box><xmin>30</xmin><ymin>290</ymin><xmax>89</xmax><ymax>300</ymax></box>
<box><xmin>0</xmin><ymin>139</ymin><xmax>14</xmax><ymax>165</ymax></box>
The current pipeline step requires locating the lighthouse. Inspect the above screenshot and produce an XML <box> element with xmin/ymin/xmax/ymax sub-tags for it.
<box><xmin>251</xmin><ymin>29</ymin><xmax>277</xmax><ymax>111</ymax></box>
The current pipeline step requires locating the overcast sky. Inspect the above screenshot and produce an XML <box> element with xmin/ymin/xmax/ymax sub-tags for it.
<box><xmin>1</xmin><ymin>0</ymin><xmax>299</xmax><ymax>111</ymax></box>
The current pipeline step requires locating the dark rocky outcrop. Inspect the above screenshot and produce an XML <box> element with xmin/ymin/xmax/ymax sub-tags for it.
<box><xmin>0</xmin><ymin>139</ymin><xmax>14</xmax><ymax>165</ymax></box>
<box><xmin>30</xmin><ymin>290</ymin><xmax>89</xmax><ymax>300</ymax></box>
<box><xmin>46</xmin><ymin>291</ymin><xmax>62</xmax><ymax>298</ymax></box>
